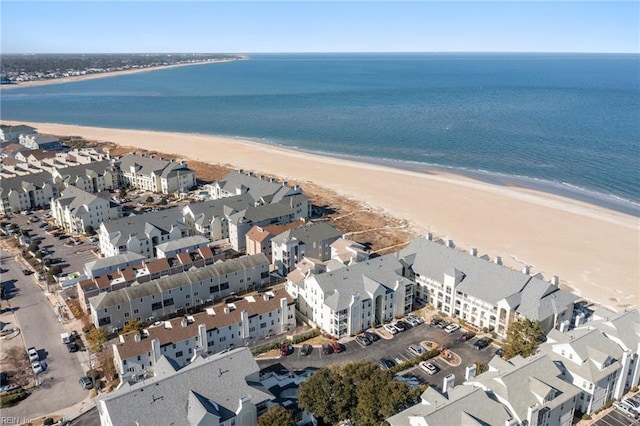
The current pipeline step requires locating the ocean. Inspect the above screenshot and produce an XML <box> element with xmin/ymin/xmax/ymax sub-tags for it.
<box><xmin>2</xmin><ymin>53</ymin><xmax>639</xmax><ymax>215</ymax></box>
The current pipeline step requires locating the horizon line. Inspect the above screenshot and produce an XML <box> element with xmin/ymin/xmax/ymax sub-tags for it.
<box><xmin>2</xmin><ymin>51</ymin><xmax>639</xmax><ymax>55</ymax></box>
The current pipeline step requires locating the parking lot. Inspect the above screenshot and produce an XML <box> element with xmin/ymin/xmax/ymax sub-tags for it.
<box><xmin>257</xmin><ymin>321</ymin><xmax>497</xmax><ymax>390</ymax></box>
<box><xmin>591</xmin><ymin>393</ymin><xmax>640</xmax><ymax>426</ymax></box>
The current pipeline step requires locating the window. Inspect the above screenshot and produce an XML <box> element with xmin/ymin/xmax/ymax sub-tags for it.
<box><xmin>134</xmin><ymin>309</ymin><xmax>139</xmax><ymax>314</ymax></box>
<box><xmin>151</xmin><ymin>302</ymin><xmax>162</xmax><ymax>311</ymax></box>
<box><xmin>175</xmin><ymin>351</ymin><xmax>183</xmax><ymax>357</ymax></box>
<box><xmin>124</xmin><ymin>312</ymin><xmax>130</xmax><ymax>318</ymax></box>
<box><xmin>163</xmin><ymin>298</ymin><xmax>174</xmax><ymax>306</ymax></box>
<box><xmin>209</xmin><ymin>285</ymin><xmax>219</xmax><ymax>293</ymax></box>
<box><xmin>220</xmin><ymin>282</ymin><xmax>229</xmax><ymax>291</ymax></box>
<box><xmin>260</xmin><ymin>323</ymin><xmax>267</xmax><ymax>329</ymax></box>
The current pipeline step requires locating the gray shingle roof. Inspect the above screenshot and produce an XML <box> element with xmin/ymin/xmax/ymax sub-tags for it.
<box><xmin>118</xmin><ymin>154</ymin><xmax>192</xmax><ymax>178</ymax></box>
<box><xmin>182</xmin><ymin>194</ymin><xmax>256</xmax><ymax>227</ymax></box>
<box><xmin>56</xmin><ymin>185</ymin><xmax>103</xmax><ymax>213</ymax></box>
<box><xmin>218</xmin><ymin>171</ymin><xmax>300</xmax><ymax>201</ymax></box>
<box><xmin>155</xmin><ymin>235</ymin><xmax>210</xmax><ymax>254</ymax></box>
<box><xmin>54</xmin><ymin>160</ymin><xmax>115</xmax><ymax>182</ymax></box>
<box><xmin>271</xmin><ymin>221</ymin><xmax>341</xmax><ymax>246</ymax></box>
<box><xmin>228</xmin><ymin>202</ymin><xmax>293</xmax><ymax>225</ymax></box>
<box><xmin>96</xmin><ymin>347</ymin><xmax>273</xmax><ymax>426</ymax></box>
<box><xmin>309</xmin><ymin>254</ymin><xmax>409</xmax><ymax>311</ymax></box>
<box><xmin>0</xmin><ymin>171</ymin><xmax>53</xmax><ymax>195</ymax></box>
<box><xmin>102</xmin><ymin>207</ymin><xmax>185</xmax><ymax>246</ymax></box>
<box><xmin>84</xmin><ymin>252</ymin><xmax>146</xmax><ymax>272</ymax></box>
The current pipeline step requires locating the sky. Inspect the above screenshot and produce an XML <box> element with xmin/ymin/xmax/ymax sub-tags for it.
<box><xmin>1</xmin><ymin>1</ymin><xmax>638</xmax><ymax>54</ymax></box>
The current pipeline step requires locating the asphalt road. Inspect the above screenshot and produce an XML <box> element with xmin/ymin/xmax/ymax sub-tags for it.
<box><xmin>0</xmin><ymin>248</ymin><xmax>88</xmax><ymax>419</ymax></box>
<box><xmin>257</xmin><ymin>322</ymin><xmax>497</xmax><ymax>389</ymax></box>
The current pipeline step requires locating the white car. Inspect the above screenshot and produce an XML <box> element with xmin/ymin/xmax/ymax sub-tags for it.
<box><xmin>408</xmin><ymin>344</ymin><xmax>426</xmax><ymax>357</ymax></box>
<box><xmin>419</xmin><ymin>361</ymin><xmax>438</xmax><ymax>375</ymax></box>
<box><xmin>405</xmin><ymin>316</ymin><xmax>420</xmax><ymax>327</ymax></box>
<box><xmin>613</xmin><ymin>401</ymin><xmax>639</xmax><ymax>419</ymax></box>
<box><xmin>444</xmin><ymin>324</ymin><xmax>461</xmax><ymax>334</ymax></box>
<box><xmin>383</xmin><ymin>324</ymin><xmax>398</xmax><ymax>335</ymax></box>
<box><xmin>27</xmin><ymin>347</ymin><xmax>39</xmax><ymax>362</ymax></box>
<box><xmin>31</xmin><ymin>361</ymin><xmax>43</xmax><ymax>374</ymax></box>
<box><xmin>620</xmin><ymin>399</ymin><xmax>640</xmax><ymax>415</ymax></box>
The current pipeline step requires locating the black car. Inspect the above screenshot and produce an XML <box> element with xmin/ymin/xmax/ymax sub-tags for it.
<box><xmin>364</xmin><ymin>331</ymin><xmax>380</xmax><ymax>342</ymax></box>
<box><xmin>322</xmin><ymin>344</ymin><xmax>333</xmax><ymax>355</ymax></box>
<box><xmin>22</xmin><ymin>269</ymin><xmax>33</xmax><ymax>275</ymax></box>
<box><xmin>300</xmin><ymin>344</ymin><xmax>312</xmax><ymax>356</ymax></box>
<box><xmin>67</xmin><ymin>342</ymin><xmax>79</xmax><ymax>353</ymax></box>
<box><xmin>394</xmin><ymin>321</ymin><xmax>406</xmax><ymax>332</ymax></box>
<box><xmin>430</xmin><ymin>318</ymin><xmax>444</xmax><ymax>327</ymax></box>
<box><xmin>379</xmin><ymin>358</ymin><xmax>396</xmax><ymax>370</ymax></box>
<box><xmin>397</xmin><ymin>320</ymin><xmax>411</xmax><ymax>330</ymax></box>
<box><xmin>474</xmin><ymin>338</ymin><xmax>492</xmax><ymax>350</ymax></box>
<box><xmin>460</xmin><ymin>331</ymin><xmax>476</xmax><ymax>341</ymax></box>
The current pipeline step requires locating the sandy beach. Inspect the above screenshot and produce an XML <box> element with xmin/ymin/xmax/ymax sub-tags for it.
<box><xmin>4</xmin><ymin>121</ymin><xmax>639</xmax><ymax>310</ymax></box>
<box><xmin>0</xmin><ymin>58</ymin><xmax>241</xmax><ymax>90</ymax></box>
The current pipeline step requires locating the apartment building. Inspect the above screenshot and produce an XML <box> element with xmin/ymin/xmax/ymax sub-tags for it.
<box><xmin>50</xmin><ymin>186</ymin><xmax>121</xmax><ymax>235</ymax></box>
<box><xmin>181</xmin><ymin>193</ymin><xmax>256</xmax><ymax>241</ymax></box>
<box><xmin>271</xmin><ymin>221</ymin><xmax>341</xmax><ymax>276</ymax></box>
<box><xmin>155</xmin><ymin>235</ymin><xmax>210</xmax><ymax>258</ymax></box>
<box><xmin>398</xmin><ymin>236</ymin><xmax>577</xmax><ymax>338</ymax></box>
<box><xmin>330</xmin><ymin>237</ymin><xmax>369</xmax><ymax>265</ymax></box>
<box><xmin>287</xmin><ymin>254</ymin><xmax>414</xmax><ymax>338</ymax></box>
<box><xmin>0</xmin><ymin>124</ymin><xmax>36</xmax><ymax>142</ymax></box>
<box><xmin>89</xmin><ymin>253</ymin><xmax>270</xmax><ymax>328</ymax></box>
<box><xmin>211</xmin><ymin>170</ymin><xmax>303</xmax><ymax>201</ymax></box>
<box><xmin>19</xmin><ymin>133</ymin><xmax>62</xmax><ymax>150</ymax></box>
<box><xmin>98</xmin><ymin>207</ymin><xmax>188</xmax><ymax>258</ymax></box>
<box><xmin>96</xmin><ymin>347</ymin><xmax>274</xmax><ymax>426</ymax></box>
<box><xmin>112</xmin><ymin>288</ymin><xmax>295</xmax><ymax>379</ymax></box>
<box><xmin>245</xmin><ymin>220</ymin><xmax>306</xmax><ymax>259</ymax></box>
<box><xmin>51</xmin><ymin>160</ymin><xmax>119</xmax><ymax>193</ymax></box>
<box><xmin>540</xmin><ymin>308</ymin><xmax>640</xmax><ymax>414</ymax></box>
<box><xmin>84</xmin><ymin>252</ymin><xmax>146</xmax><ymax>278</ymax></box>
<box><xmin>117</xmin><ymin>153</ymin><xmax>195</xmax><ymax>194</ymax></box>
<box><xmin>0</xmin><ymin>171</ymin><xmax>57</xmax><ymax>214</ymax></box>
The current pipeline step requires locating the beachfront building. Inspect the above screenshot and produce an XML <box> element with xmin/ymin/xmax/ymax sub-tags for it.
<box><xmin>0</xmin><ymin>171</ymin><xmax>57</xmax><ymax>214</ymax></box>
<box><xmin>330</xmin><ymin>237</ymin><xmax>369</xmax><ymax>265</ymax></box>
<box><xmin>287</xmin><ymin>254</ymin><xmax>414</xmax><ymax>338</ymax></box>
<box><xmin>228</xmin><ymin>194</ymin><xmax>311</xmax><ymax>252</ymax></box>
<box><xmin>112</xmin><ymin>288</ymin><xmax>295</xmax><ymax>379</ymax></box>
<box><xmin>116</xmin><ymin>153</ymin><xmax>195</xmax><ymax>194</ymax></box>
<box><xmin>89</xmin><ymin>253</ymin><xmax>270</xmax><ymax>328</ymax></box>
<box><xmin>271</xmin><ymin>221</ymin><xmax>341</xmax><ymax>276</ymax></box>
<box><xmin>51</xmin><ymin>160</ymin><xmax>119</xmax><ymax>193</ymax></box>
<box><xmin>18</xmin><ymin>149</ymin><xmax>57</xmax><ymax>167</ymax></box>
<box><xmin>98</xmin><ymin>207</ymin><xmax>188</xmax><ymax>258</ymax></box>
<box><xmin>19</xmin><ymin>133</ymin><xmax>62</xmax><ymax>151</ymax></box>
<box><xmin>211</xmin><ymin>170</ymin><xmax>303</xmax><ymax>201</ymax></box>
<box><xmin>539</xmin><ymin>308</ymin><xmax>640</xmax><ymax>414</ymax></box>
<box><xmin>96</xmin><ymin>347</ymin><xmax>274</xmax><ymax>426</ymax></box>
<box><xmin>398</xmin><ymin>235</ymin><xmax>577</xmax><ymax>338</ymax></box>
<box><xmin>50</xmin><ymin>185</ymin><xmax>122</xmax><ymax>235</ymax></box>
<box><xmin>245</xmin><ymin>220</ymin><xmax>306</xmax><ymax>259</ymax></box>
<box><xmin>181</xmin><ymin>193</ymin><xmax>256</xmax><ymax>242</ymax></box>
<box><xmin>0</xmin><ymin>124</ymin><xmax>36</xmax><ymax>142</ymax></box>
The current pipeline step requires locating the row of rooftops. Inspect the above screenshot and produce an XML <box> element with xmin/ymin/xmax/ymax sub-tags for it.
<box><xmin>114</xmin><ymin>287</ymin><xmax>294</xmax><ymax>360</ymax></box>
<box><xmin>79</xmin><ymin>245</ymin><xmax>218</xmax><ymax>294</ymax></box>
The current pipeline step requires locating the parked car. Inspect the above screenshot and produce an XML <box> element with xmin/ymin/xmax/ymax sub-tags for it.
<box><xmin>355</xmin><ymin>334</ymin><xmax>371</xmax><ymax>347</ymax></box>
<box><xmin>22</xmin><ymin>269</ymin><xmax>33</xmax><ymax>276</ymax></box>
<box><xmin>474</xmin><ymin>338</ymin><xmax>492</xmax><ymax>350</ymax></box>
<box><xmin>300</xmin><ymin>344</ymin><xmax>312</xmax><ymax>356</ymax></box>
<box><xmin>613</xmin><ymin>401</ymin><xmax>640</xmax><ymax>419</ymax></box>
<box><xmin>67</xmin><ymin>342</ymin><xmax>79</xmax><ymax>353</ymax></box>
<box><xmin>31</xmin><ymin>361</ymin><xmax>44</xmax><ymax>374</ymax></box>
<box><xmin>419</xmin><ymin>361</ymin><xmax>438</xmax><ymax>375</ymax></box>
<box><xmin>88</xmin><ymin>236</ymin><xmax>98</xmax><ymax>243</ymax></box>
<box><xmin>444</xmin><ymin>324</ymin><xmax>460</xmax><ymax>334</ymax></box>
<box><xmin>280</xmin><ymin>343</ymin><xmax>293</xmax><ymax>357</ymax></box>
<box><xmin>394</xmin><ymin>321</ymin><xmax>407</xmax><ymax>332</ymax></box>
<box><xmin>460</xmin><ymin>331</ymin><xmax>476</xmax><ymax>341</ymax></box>
<box><xmin>405</xmin><ymin>316</ymin><xmax>420</xmax><ymax>327</ymax></box>
<box><xmin>364</xmin><ymin>331</ymin><xmax>380</xmax><ymax>342</ymax></box>
<box><xmin>408</xmin><ymin>344</ymin><xmax>426</xmax><ymax>357</ymax></box>
<box><xmin>383</xmin><ymin>324</ymin><xmax>398</xmax><ymax>335</ymax></box>
<box><xmin>622</xmin><ymin>398</ymin><xmax>640</xmax><ymax>415</ymax></box>
<box><xmin>437</xmin><ymin>320</ymin><xmax>450</xmax><ymax>329</ymax></box>
<box><xmin>379</xmin><ymin>358</ymin><xmax>396</xmax><ymax>370</ymax></box>
<box><xmin>322</xmin><ymin>344</ymin><xmax>333</xmax><ymax>355</ymax></box>
<box><xmin>331</xmin><ymin>341</ymin><xmax>342</xmax><ymax>353</ymax></box>
<box><xmin>430</xmin><ymin>318</ymin><xmax>445</xmax><ymax>327</ymax></box>
<box><xmin>79</xmin><ymin>376</ymin><xmax>93</xmax><ymax>389</ymax></box>
<box><xmin>27</xmin><ymin>347</ymin><xmax>39</xmax><ymax>362</ymax></box>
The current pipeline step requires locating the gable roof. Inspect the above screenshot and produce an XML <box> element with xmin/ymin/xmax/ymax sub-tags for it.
<box><xmin>271</xmin><ymin>221</ymin><xmax>341</xmax><ymax>246</ymax></box>
<box><xmin>96</xmin><ymin>347</ymin><xmax>273</xmax><ymax>426</ymax></box>
<box><xmin>118</xmin><ymin>154</ymin><xmax>192</xmax><ymax>178</ymax></box>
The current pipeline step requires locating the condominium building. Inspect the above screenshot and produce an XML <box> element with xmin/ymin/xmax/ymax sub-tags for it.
<box><xmin>19</xmin><ymin>133</ymin><xmax>62</xmax><ymax>150</ymax></box>
<box><xmin>0</xmin><ymin>171</ymin><xmax>57</xmax><ymax>214</ymax></box>
<box><xmin>211</xmin><ymin>170</ymin><xmax>303</xmax><ymax>201</ymax></box>
<box><xmin>0</xmin><ymin>124</ymin><xmax>36</xmax><ymax>142</ymax></box>
<box><xmin>89</xmin><ymin>253</ymin><xmax>270</xmax><ymax>328</ymax></box>
<box><xmin>245</xmin><ymin>220</ymin><xmax>306</xmax><ymax>259</ymax></box>
<box><xmin>398</xmin><ymin>236</ymin><xmax>577</xmax><ymax>338</ymax></box>
<box><xmin>287</xmin><ymin>254</ymin><xmax>414</xmax><ymax>338</ymax></box>
<box><xmin>117</xmin><ymin>153</ymin><xmax>195</xmax><ymax>194</ymax></box>
<box><xmin>271</xmin><ymin>221</ymin><xmax>341</xmax><ymax>276</ymax></box>
<box><xmin>112</xmin><ymin>287</ymin><xmax>295</xmax><ymax>379</ymax></box>
<box><xmin>50</xmin><ymin>185</ymin><xmax>122</xmax><ymax>235</ymax></box>
<box><xmin>181</xmin><ymin>193</ymin><xmax>256</xmax><ymax>241</ymax></box>
<box><xmin>98</xmin><ymin>207</ymin><xmax>188</xmax><ymax>258</ymax></box>
<box><xmin>51</xmin><ymin>160</ymin><xmax>119</xmax><ymax>193</ymax></box>
<box><xmin>96</xmin><ymin>347</ymin><xmax>274</xmax><ymax>426</ymax></box>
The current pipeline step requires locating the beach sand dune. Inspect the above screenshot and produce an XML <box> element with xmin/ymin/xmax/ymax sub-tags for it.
<box><xmin>6</xmin><ymin>121</ymin><xmax>639</xmax><ymax>310</ymax></box>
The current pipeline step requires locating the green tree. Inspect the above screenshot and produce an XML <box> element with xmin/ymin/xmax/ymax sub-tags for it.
<box><xmin>47</xmin><ymin>265</ymin><xmax>63</xmax><ymax>277</ymax></box>
<box><xmin>257</xmin><ymin>405</ymin><xmax>295</xmax><ymax>426</ymax></box>
<box><xmin>86</xmin><ymin>327</ymin><xmax>108</xmax><ymax>353</ymax></box>
<box><xmin>145</xmin><ymin>196</ymin><xmax>154</xmax><ymax>204</ymax></box>
<box><xmin>84</xmin><ymin>225</ymin><xmax>95</xmax><ymax>235</ymax></box>
<box><xmin>119</xmin><ymin>187</ymin><xmax>127</xmax><ymax>199</ymax></box>
<box><xmin>503</xmin><ymin>319</ymin><xmax>545</xmax><ymax>360</ymax></box>
<box><xmin>27</xmin><ymin>241</ymin><xmax>40</xmax><ymax>252</ymax></box>
<box><xmin>298</xmin><ymin>360</ymin><xmax>422</xmax><ymax>426</ymax></box>
<box><xmin>158</xmin><ymin>197</ymin><xmax>168</xmax><ymax>206</ymax></box>
<box><xmin>474</xmin><ymin>361</ymin><xmax>488</xmax><ymax>375</ymax></box>
<box><xmin>121</xmin><ymin>319</ymin><xmax>142</xmax><ymax>334</ymax></box>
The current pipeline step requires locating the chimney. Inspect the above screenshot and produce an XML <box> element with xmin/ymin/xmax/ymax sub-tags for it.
<box><xmin>151</xmin><ymin>338</ymin><xmax>161</xmax><ymax>363</ymax></box>
<box><xmin>469</xmin><ymin>247</ymin><xmax>477</xmax><ymax>256</ymax></box>
<box><xmin>248</xmin><ymin>171</ymin><xmax>254</xmax><ymax>177</ymax></box>
<box><xmin>494</xmin><ymin>256</ymin><xmax>502</xmax><ymax>265</ymax></box>
<box><xmin>445</xmin><ymin>239</ymin><xmax>454</xmax><ymax>248</ymax></box>
<box><xmin>181</xmin><ymin>317</ymin><xmax>188</xmax><ymax>328</ymax></box>
<box><xmin>239</xmin><ymin>169</ymin><xmax>244</xmax><ymax>174</ymax></box>
<box><xmin>465</xmin><ymin>364</ymin><xmax>477</xmax><ymax>380</ymax></box>
<box><xmin>522</xmin><ymin>265</ymin><xmax>530</xmax><ymax>275</ymax></box>
<box><xmin>282</xmin><ymin>181</ymin><xmax>288</xmax><ymax>187</ymax></box>
<box><xmin>551</xmin><ymin>275</ymin><xmax>559</xmax><ymax>286</ymax></box>
<box><xmin>426</xmin><ymin>232</ymin><xmax>433</xmax><ymax>241</ymax></box>
<box><xmin>133</xmin><ymin>332</ymin><xmax>141</xmax><ymax>342</ymax></box>
<box><xmin>224</xmin><ymin>306</ymin><xmax>230</xmax><ymax>314</ymax></box>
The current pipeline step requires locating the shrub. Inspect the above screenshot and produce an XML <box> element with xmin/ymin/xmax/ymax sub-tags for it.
<box><xmin>482</xmin><ymin>327</ymin><xmax>489</xmax><ymax>333</ymax></box>
<box><xmin>581</xmin><ymin>414</ymin><xmax>591</xmax><ymax>420</ymax></box>
<box><xmin>631</xmin><ymin>386</ymin><xmax>639</xmax><ymax>392</ymax></box>
<box><xmin>389</xmin><ymin>348</ymin><xmax>441</xmax><ymax>374</ymax></box>
<box><xmin>0</xmin><ymin>389</ymin><xmax>29</xmax><ymax>407</ymax></box>
<box><xmin>43</xmin><ymin>418</ymin><xmax>55</xmax><ymax>426</ymax></box>
<box><xmin>251</xmin><ymin>341</ymin><xmax>283</xmax><ymax>356</ymax></box>
<box><xmin>290</xmin><ymin>329</ymin><xmax>320</xmax><ymax>344</ymax></box>
<box><xmin>85</xmin><ymin>369</ymin><xmax>102</xmax><ymax>381</ymax></box>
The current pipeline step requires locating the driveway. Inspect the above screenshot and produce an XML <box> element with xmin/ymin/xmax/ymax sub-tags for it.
<box><xmin>0</xmin><ymin>248</ymin><xmax>88</xmax><ymax>419</ymax></box>
<box><xmin>257</xmin><ymin>322</ymin><xmax>496</xmax><ymax>389</ymax></box>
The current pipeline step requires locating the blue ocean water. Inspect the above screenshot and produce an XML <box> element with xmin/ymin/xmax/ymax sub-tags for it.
<box><xmin>2</xmin><ymin>53</ymin><xmax>639</xmax><ymax>215</ymax></box>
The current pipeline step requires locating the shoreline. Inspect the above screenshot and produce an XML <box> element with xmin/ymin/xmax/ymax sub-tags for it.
<box><xmin>0</xmin><ymin>57</ymin><xmax>244</xmax><ymax>90</ymax></box>
<box><xmin>3</xmin><ymin>120</ymin><xmax>638</xmax><ymax>311</ymax></box>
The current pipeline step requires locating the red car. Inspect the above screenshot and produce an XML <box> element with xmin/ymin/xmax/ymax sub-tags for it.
<box><xmin>280</xmin><ymin>343</ymin><xmax>293</xmax><ymax>356</ymax></box>
<box><xmin>331</xmin><ymin>341</ymin><xmax>342</xmax><ymax>353</ymax></box>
